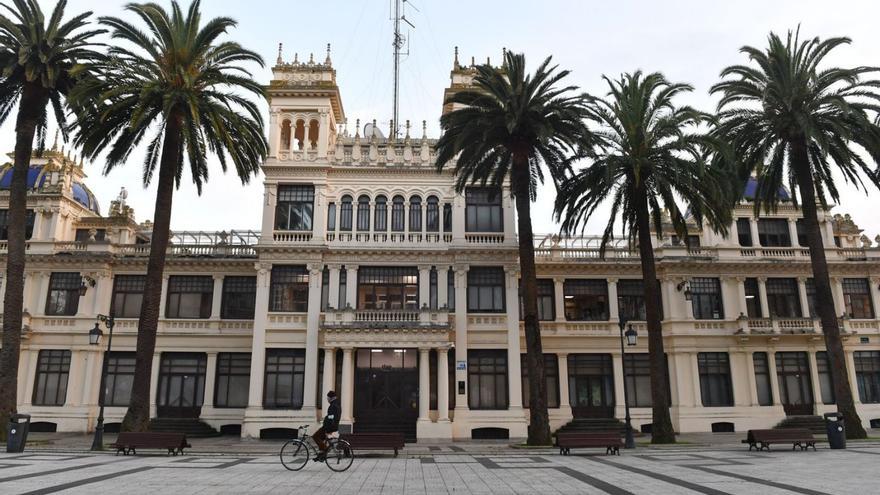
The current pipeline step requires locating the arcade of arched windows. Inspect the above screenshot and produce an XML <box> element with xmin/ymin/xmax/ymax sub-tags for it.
<box><xmin>327</xmin><ymin>192</ymin><xmax>452</xmax><ymax>240</ymax></box>
<box><xmin>279</xmin><ymin>116</ymin><xmax>320</xmax><ymax>151</ymax></box>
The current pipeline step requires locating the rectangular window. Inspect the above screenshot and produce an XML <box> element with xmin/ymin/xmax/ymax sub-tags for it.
<box><xmin>356</xmin><ymin>196</ymin><xmax>370</xmax><ymax>231</ymax></box>
<box><xmin>442</xmin><ymin>203</ymin><xmax>452</xmax><ymax>233</ymax></box>
<box><xmin>166</xmin><ymin>275</ymin><xmax>213</xmax><ymax>319</ymax></box>
<box><xmin>796</xmin><ymin>219</ymin><xmax>808</xmax><ymax>247</ymax></box>
<box><xmin>805</xmin><ymin>279</ymin><xmax>817</xmax><ymax>318</ymax></box>
<box><xmin>275</xmin><ymin>185</ymin><xmax>315</xmax><ymax>231</ymax></box>
<box><xmin>691</xmin><ymin>277</ymin><xmax>724</xmax><ymax>320</ymax></box>
<box><xmin>374</xmin><ymin>197</ymin><xmax>387</xmax><ymax>231</ymax></box>
<box><xmin>426</xmin><ymin>198</ymin><xmax>439</xmax><ymax>232</ymax></box>
<box><xmin>816</xmin><ymin>351</ymin><xmax>836</xmax><ymax>405</ymax></box>
<box><xmin>45</xmin><ymin>272</ymin><xmax>81</xmax><ymax>316</ymax></box>
<box><xmin>521</xmin><ymin>354</ymin><xmax>559</xmax><ymax>408</ymax></box>
<box><xmin>467</xmin><ymin>267</ymin><xmax>506</xmax><ymax>313</ymax></box>
<box><xmin>766</xmin><ymin>278</ymin><xmax>801</xmax><ymax>318</ymax></box>
<box><xmin>744</xmin><ymin>278</ymin><xmax>762</xmax><ymax>318</ymax></box>
<box><xmin>391</xmin><ymin>196</ymin><xmax>405</xmax><ymax>231</ymax></box>
<box><xmin>357</xmin><ymin>267</ymin><xmax>419</xmax><ymax>310</ymax></box>
<box><xmin>564</xmin><ymin>279</ymin><xmax>609</xmax><ymax>321</ymax></box>
<box><xmin>757</xmin><ymin>218</ymin><xmax>791</xmax><ymax>247</ymax></box>
<box><xmin>338</xmin><ymin>267</ymin><xmax>348</xmax><ymax>309</ymax></box>
<box><xmin>855</xmin><ymin>351</ymin><xmax>880</xmax><ymax>404</ymax></box>
<box><xmin>736</xmin><ymin>218</ymin><xmax>752</xmax><ymax>247</ymax></box>
<box><xmin>618</xmin><ymin>279</ymin><xmax>647</xmax><ymax>321</ymax></box>
<box><xmin>519</xmin><ymin>279</ymin><xmax>555</xmax><ymax>321</ymax></box>
<box><xmin>103</xmin><ymin>352</ymin><xmax>136</xmax><ymax>407</ymax></box>
<box><xmin>269</xmin><ymin>266</ymin><xmax>309</xmax><ymax>312</ymax></box>
<box><xmin>409</xmin><ymin>197</ymin><xmax>422</xmax><ymax>231</ymax></box>
<box><xmin>264</xmin><ymin>349</ymin><xmax>306</xmax><ymax>409</ymax></box>
<box><xmin>465</xmin><ymin>187</ymin><xmax>503</xmax><ymax>232</ymax></box>
<box><xmin>623</xmin><ymin>353</ymin><xmax>653</xmax><ymax>408</ymax></box>
<box><xmin>111</xmin><ymin>275</ymin><xmax>146</xmax><ymax>318</ymax></box>
<box><xmin>698</xmin><ymin>352</ymin><xmax>733</xmax><ymax>407</ymax></box>
<box><xmin>33</xmin><ymin>349</ymin><xmax>71</xmax><ymax>406</ymax></box>
<box><xmin>221</xmin><ymin>276</ymin><xmax>256</xmax><ymax>319</ymax></box>
<box><xmin>447</xmin><ymin>267</ymin><xmax>455</xmax><ymax>311</ymax></box>
<box><xmin>753</xmin><ymin>352</ymin><xmax>773</xmax><ymax>406</ymax></box>
<box><xmin>0</xmin><ymin>209</ymin><xmax>35</xmax><ymax>240</ymax></box>
<box><xmin>326</xmin><ymin>202</ymin><xmax>336</xmax><ymax>231</ymax></box>
<box><xmin>340</xmin><ymin>197</ymin><xmax>353</xmax><ymax>231</ymax></box>
<box><xmin>843</xmin><ymin>278</ymin><xmax>874</xmax><ymax>319</ymax></box>
<box><xmin>215</xmin><ymin>353</ymin><xmax>251</xmax><ymax>408</ymax></box>
<box><xmin>429</xmin><ymin>268</ymin><xmax>438</xmax><ymax>310</ymax></box>
<box><xmin>320</xmin><ymin>267</ymin><xmax>330</xmax><ymax>311</ymax></box>
<box><xmin>468</xmin><ymin>350</ymin><xmax>508</xmax><ymax>410</ymax></box>
<box><xmin>75</xmin><ymin>228</ymin><xmax>106</xmax><ymax>242</ymax></box>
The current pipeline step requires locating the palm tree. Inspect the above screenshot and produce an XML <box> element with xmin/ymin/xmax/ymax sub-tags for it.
<box><xmin>71</xmin><ymin>0</ymin><xmax>267</xmax><ymax>432</ymax></box>
<box><xmin>555</xmin><ymin>71</ymin><xmax>732</xmax><ymax>444</ymax></box>
<box><xmin>711</xmin><ymin>30</ymin><xmax>880</xmax><ymax>439</ymax></box>
<box><xmin>0</xmin><ymin>0</ymin><xmax>102</xmax><ymax>441</ymax></box>
<box><xmin>435</xmin><ymin>51</ymin><xmax>591</xmax><ymax>445</ymax></box>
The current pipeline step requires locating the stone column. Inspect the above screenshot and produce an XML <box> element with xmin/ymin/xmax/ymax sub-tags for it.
<box><xmin>553</xmin><ymin>277</ymin><xmax>566</xmax><ymax>322</ymax></box>
<box><xmin>80</xmin><ymin>349</ymin><xmax>99</xmax><ymax>408</ymax></box>
<box><xmin>157</xmin><ymin>275</ymin><xmax>170</xmax><ymax>319</ymax></box>
<box><xmin>767</xmin><ymin>350</ymin><xmax>782</xmax><ymax>406</ymax></box>
<box><xmin>149</xmin><ymin>353</ymin><xmax>161</xmax><ymax>417</ymax></box>
<box><xmin>418</xmin><ymin>348</ymin><xmax>430</xmax><ymax>421</ymax></box>
<box><xmin>312</xmin><ymin>185</ymin><xmax>327</xmax><ymax>243</ymax></box>
<box><xmin>504</xmin><ymin>266</ymin><xmax>523</xmax><ymax>410</ymax></box>
<box><xmin>788</xmin><ymin>218</ymin><xmax>800</xmax><ymax>247</ymax></box>
<box><xmin>612</xmin><ymin>352</ymin><xmax>626</xmax><ymax>416</ymax></box>
<box><xmin>92</xmin><ymin>272</ymin><xmax>113</xmax><ymax>316</ymax></box>
<box><xmin>806</xmin><ymin>350</ymin><xmax>823</xmax><ymax>407</ymax></box>
<box><xmin>35</xmin><ymin>272</ymin><xmax>50</xmax><ymax>316</ymax></box>
<box><xmin>452</xmin><ymin>195</ymin><xmax>466</xmax><ymax>243</ymax></box>
<box><xmin>846</xmin><ymin>350</ymin><xmax>861</xmax><ymax>404</ymax></box>
<box><xmin>340</xmin><ymin>348</ymin><xmax>354</xmax><ymax>423</ymax></box>
<box><xmin>21</xmin><ymin>350</ymin><xmax>38</xmax><ymax>406</ymax></box>
<box><xmin>735</xmin><ymin>277</ymin><xmax>748</xmax><ymax>318</ymax></box>
<box><xmin>831</xmin><ymin>278</ymin><xmax>846</xmax><ymax>317</ymax></box>
<box><xmin>303</xmin><ymin>118</ymin><xmax>312</xmax><ymax>150</ymax></box>
<box><xmin>418</xmin><ymin>265</ymin><xmax>431</xmax><ymax>310</ymax></box>
<box><xmin>65</xmin><ymin>350</ymin><xmax>86</xmax><ymax>407</ymax></box>
<box><xmin>690</xmin><ymin>353</ymin><xmax>702</xmax><ymax>407</ymax></box>
<box><xmin>730</xmin><ymin>351</ymin><xmax>750</xmax><ymax>407</ymax></box>
<box><xmin>728</xmin><ymin>218</ymin><xmax>739</xmax><ymax>245</ymax></box>
<box><xmin>745</xmin><ymin>352</ymin><xmax>759</xmax><ymax>406</ymax></box>
<box><xmin>246</xmin><ymin>264</ymin><xmax>272</xmax><ymax>408</ymax></box>
<box><xmin>322</xmin><ymin>347</ymin><xmax>336</xmax><ymax>403</ymax></box>
<box><xmin>437</xmin><ymin>266</ymin><xmax>449</xmax><ymax>309</ymax></box>
<box><xmin>870</xmin><ymin>278</ymin><xmax>880</xmax><ymax>319</ymax></box>
<box><xmin>750</xmin><ymin>218</ymin><xmax>761</xmax><ymax>247</ymax></box>
<box><xmin>210</xmin><ymin>275</ymin><xmax>224</xmax><ymax>319</ymax></box>
<box><xmin>301</xmin><ymin>264</ymin><xmax>323</xmax><ymax>412</ymax></box>
<box><xmin>327</xmin><ymin>265</ymin><xmax>341</xmax><ymax>309</ymax></box>
<box><xmin>557</xmin><ymin>353</ymin><xmax>570</xmax><ymax>408</ymax></box>
<box><xmin>757</xmin><ymin>277</ymin><xmax>770</xmax><ymax>318</ymax></box>
<box><xmin>437</xmin><ymin>348</ymin><xmax>450</xmax><ymax>421</ymax></box>
<box><xmin>798</xmin><ymin>277</ymin><xmax>812</xmax><ymax>318</ymax></box>
<box><xmin>203</xmin><ymin>352</ymin><xmax>217</xmax><ymax>408</ymax></box>
<box><xmin>502</xmin><ymin>190</ymin><xmax>515</xmax><ymax>242</ymax></box>
<box><xmin>607</xmin><ymin>278</ymin><xmax>619</xmax><ymax>321</ymax></box>
<box><xmin>403</xmin><ymin>201</ymin><xmax>410</xmax><ymax>236</ymax></box>
<box><xmin>260</xmin><ymin>183</ymin><xmax>277</xmax><ymax>241</ymax></box>
<box><xmin>345</xmin><ymin>265</ymin><xmax>358</xmax><ymax>310</ymax></box>
<box><xmin>454</xmin><ymin>266</ymin><xmax>469</xmax><ymax>411</ymax></box>
<box><xmin>268</xmin><ymin>110</ymin><xmax>280</xmax><ymax>157</ymax></box>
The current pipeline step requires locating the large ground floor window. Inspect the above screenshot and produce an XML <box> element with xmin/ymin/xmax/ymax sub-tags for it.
<box><xmin>697</xmin><ymin>352</ymin><xmax>733</xmax><ymax>407</ymax></box>
<box><xmin>215</xmin><ymin>353</ymin><xmax>251</xmax><ymax>408</ymax></box>
<box><xmin>103</xmin><ymin>352</ymin><xmax>136</xmax><ymax>407</ymax></box>
<box><xmin>264</xmin><ymin>349</ymin><xmax>306</xmax><ymax>409</ymax></box>
<box><xmin>521</xmin><ymin>354</ymin><xmax>559</xmax><ymax>408</ymax></box>
<box><xmin>468</xmin><ymin>350</ymin><xmax>508</xmax><ymax>410</ymax></box>
<box><xmin>855</xmin><ymin>351</ymin><xmax>880</xmax><ymax>403</ymax></box>
<box><xmin>357</xmin><ymin>266</ymin><xmax>419</xmax><ymax>310</ymax></box>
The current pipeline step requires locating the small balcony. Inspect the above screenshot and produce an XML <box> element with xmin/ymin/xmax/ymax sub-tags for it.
<box><xmin>321</xmin><ymin>307</ymin><xmax>451</xmax><ymax>329</ymax></box>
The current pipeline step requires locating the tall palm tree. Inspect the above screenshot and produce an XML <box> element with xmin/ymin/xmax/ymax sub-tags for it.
<box><xmin>555</xmin><ymin>71</ymin><xmax>732</xmax><ymax>444</ymax></box>
<box><xmin>71</xmin><ymin>0</ymin><xmax>267</xmax><ymax>432</ymax></box>
<box><xmin>435</xmin><ymin>51</ymin><xmax>591</xmax><ymax>445</ymax></box>
<box><xmin>0</xmin><ymin>0</ymin><xmax>102</xmax><ymax>441</ymax></box>
<box><xmin>711</xmin><ymin>30</ymin><xmax>880</xmax><ymax>439</ymax></box>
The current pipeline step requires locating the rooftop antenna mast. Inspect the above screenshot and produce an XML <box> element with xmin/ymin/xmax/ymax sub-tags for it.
<box><xmin>391</xmin><ymin>0</ymin><xmax>416</xmax><ymax>139</ymax></box>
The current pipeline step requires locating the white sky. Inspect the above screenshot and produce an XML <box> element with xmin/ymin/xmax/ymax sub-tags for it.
<box><xmin>5</xmin><ymin>0</ymin><xmax>880</xmax><ymax>238</ymax></box>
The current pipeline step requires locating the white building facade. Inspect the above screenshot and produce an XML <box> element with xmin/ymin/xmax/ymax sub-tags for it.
<box><xmin>3</xmin><ymin>52</ymin><xmax>880</xmax><ymax>441</ymax></box>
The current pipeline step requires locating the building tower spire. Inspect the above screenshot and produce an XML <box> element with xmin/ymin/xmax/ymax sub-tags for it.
<box><xmin>277</xmin><ymin>43</ymin><xmax>283</xmax><ymax>65</ymax></box>
<box><xmin>391</xmin><ymin>0</ymin><xmax>415</xmax><ymax>139</ymax></box>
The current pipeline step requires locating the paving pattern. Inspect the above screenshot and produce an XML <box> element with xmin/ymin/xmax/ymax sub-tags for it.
<box><xmin>0</xmin><ymin>446</ymin><xmax>877</xmax><ymax>494</ymax></box>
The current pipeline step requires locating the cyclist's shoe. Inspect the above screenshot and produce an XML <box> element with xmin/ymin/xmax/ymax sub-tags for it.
<box><xmin>313</xmin><ymin>452</ymin><xmax>326</xmax><ymax>462</ymax></box>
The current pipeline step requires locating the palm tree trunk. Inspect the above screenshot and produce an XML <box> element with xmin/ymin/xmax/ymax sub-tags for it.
<box><xmin>0</xmin><ymin>83</ymin><xmax>49</xmax><ymax>442</ymax></box>
<box><xmin>121</xmin><ymin>117</ymin><xmax>183</xmax><ymax>432</ymax></box>
<box><xmin>790</xmin><ymin>138</ymin><xmax>867</xmax><ymax>439</ymax></box>
<box><xmin>634</xmin><ymin>186</ymin><xmax>675</xmax><ymax>443</ymax></box>
<box><xmin>512</xmin><ymin>150</ymin><xmax>551</xmax><ymax>446</ymax></box>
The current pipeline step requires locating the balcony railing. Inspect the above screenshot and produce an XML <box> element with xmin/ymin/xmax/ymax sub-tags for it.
<box><xmin>321</xmin><ymin>308</ymin><xmax>451</xmax><ymax>328</ymax></box>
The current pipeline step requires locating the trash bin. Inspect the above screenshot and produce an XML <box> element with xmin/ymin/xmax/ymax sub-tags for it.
<box><xmin>6</xmin><ymin>413</ymin><xmax>31</xmax><ymax>453</ymax></box>
<box><xmin>824</xmin><ymin>412</ymin><xmax>846</xmax><ymax>449</ymax></box>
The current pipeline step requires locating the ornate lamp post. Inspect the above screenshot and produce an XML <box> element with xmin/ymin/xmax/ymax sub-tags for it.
<box><xmin>618</xmin><ymin>317</ymin><xmax>638</xmax><ymax>449</ymax></box>
<box><xmin>88</xmin><ymin>314</ymin><xmax>115</xmax><ymax>451</ymax></box>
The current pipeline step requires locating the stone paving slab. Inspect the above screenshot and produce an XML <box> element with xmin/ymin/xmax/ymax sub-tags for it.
<box><xmin>1</xmin><ymin>445</ymin><xmax>876</xmax><ymax>494</ymax></box>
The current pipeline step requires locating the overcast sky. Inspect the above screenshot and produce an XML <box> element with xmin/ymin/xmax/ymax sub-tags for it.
<box><xmin>5</xmin><ymin>0</ymin><xmax>880</xmax><ymax>239</ymax></box>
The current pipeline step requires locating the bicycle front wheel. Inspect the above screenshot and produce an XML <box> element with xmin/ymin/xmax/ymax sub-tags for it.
<box><xmin>280</xmin><ymin>439</ymin><xmax>310</xmax><ymax>471</ymax></box>
<box><xmin>325</xmin><ymin>439</ymin><xmax>354</xmax><ymax>472</ymax></box>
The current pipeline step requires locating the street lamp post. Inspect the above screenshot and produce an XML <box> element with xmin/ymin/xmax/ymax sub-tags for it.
<box><xmin>89</xmin><ymin>314</ymin><xmax>115</xmax><ymax>451</ymax></box>
<box><xmin>618</xmin><ymin>317</ymin><xmax>638</xmax><ymax>449</ymax></box>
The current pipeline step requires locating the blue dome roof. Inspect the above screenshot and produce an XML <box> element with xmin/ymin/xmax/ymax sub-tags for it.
<box><xmin>743</xmin><ymin>177</ymin><xmax>790</xmax><ymax>201</ymax></box>
<box><xmin>72</xmin><ymin>182</ymin><xmax>100</xmax><ymax>215</ymax></box>
<box><xmin>0</xmin><ymin>163</ymin><xmax>100</xmax><ymax>215</ymax></box>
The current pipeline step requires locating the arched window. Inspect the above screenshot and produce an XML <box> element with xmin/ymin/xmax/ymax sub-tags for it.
<box><xmin>374</xmin><ymin>195</ymin><xmax>387</xmax><ymax>231</ymax></box>
<box><xmin>409</xmin><ymin>195</ymin><xmax>422</xmax><ymax>232</ymax></box>
<box><xmin>391</xmin><ymin>195</ymin><xmax>405</xmax><ymax>231</ymax></box>
<box><xmin>280</xmin><ymin>119</ymin><xmax>292</xmax><ymax>151</ymax></box>
<box><xmin>309</xmin><ymin>119</ymin><xmax>319</xmax><ymax>150</ymax></box>
<box><xmin>426</xmin><ymin>196</ymin><xmax>439</xmax><ymax>232</ymax></box>
<box><xmin>443</xmin><ymin>203</ymin><xmax>452</xmax><ymax>232</ymax></box>
<box><xmin>294</xmin><ymin>119</ymin><xmax>306</xmax><ymax>150</ymax></box>
<box><xmin>339</xmin><ymin>195</ymin><xmax>353</xmax><ymax>231</ymax></box>
<box><xmin>356</xmin><ymin>195</ymin><xmax>370</xmax><ymax>231</ymax></box>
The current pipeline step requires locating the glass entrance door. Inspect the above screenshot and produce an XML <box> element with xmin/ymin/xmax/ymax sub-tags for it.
<box><xmin>157</xmin><ymin>352</ymin><xmax>207</xmax><ymax>418</ymax></box>
<box><xmin>568</xmin><ymin>354</ymin><xmax>615</xmax><ymax>418</ymax></box>
<box><xmin>775</xmin><ymin>352</ymin><xmax>814</xmax><ymax>416</ymax></box>
<box><xmin>354</xmin><ymin>349</ymin><xmax>419</xmax><ymax>440</ymax></box>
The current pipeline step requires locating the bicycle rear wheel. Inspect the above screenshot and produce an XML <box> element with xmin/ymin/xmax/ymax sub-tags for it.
<box><xmin>325</xmin><ymin>439</ymin><xmax>354</xmax><ymax>472</ymax></box>
<box><xmin>280</xmin><ymin>439</ymin><xmax>310</xmax><ymax>471</ymax></box>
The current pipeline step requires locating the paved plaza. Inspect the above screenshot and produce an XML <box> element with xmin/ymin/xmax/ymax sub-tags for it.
<box><xmin>1</xmin><ymin>443</ymin><xmax>878</xmax><ymax>495</ymax></box>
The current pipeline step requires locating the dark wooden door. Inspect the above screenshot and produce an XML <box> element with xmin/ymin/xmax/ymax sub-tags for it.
<box><xmin>775</xmin><ymin>352</ymin><xmax>814</xmax><ymax>416</ymax></box>
<box><xmin>156</xmin><ymin>352</ymin><xmax>207</xmax><ymax>418</ymax></box>
<box><xmin>354</xmin><ymin>349</ymin><xmax>419</xmax><ymax>440</ymax></box>
<box><xmin>568</xmin><ymin>354</ymin><xmax>615</xmax><ymax>418</ymax></box>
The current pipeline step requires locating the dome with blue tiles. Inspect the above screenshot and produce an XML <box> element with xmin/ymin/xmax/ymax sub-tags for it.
<box><xmin>0</xmin><ymin>162</ymin><xmax>101</xmax><ymax>215</ymax></box>
<box><xmin>743</xmin><ymin>176</ymin><xmax>791</xmax><ymax>201</ymax></box>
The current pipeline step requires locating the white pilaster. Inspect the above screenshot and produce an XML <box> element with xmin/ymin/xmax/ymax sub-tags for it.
<box><xmin>261</xmin><ymin>183</ymin><xmax>277</xmax><ymax>240</ymax></box>
<box><xmin>149</xmin><ymin>353</ymin><xmax>161</xmax><ymax>417</ymax></box>
<box><xmin>437</xmin><ymin>348</ymin><xmax>450</xmax><ymax>421</ymax></box>
<box><xmin>807</xmin><ymin>350</ymin><xmax>822</xmax><ymax>408</ymax></box>
<box><xmin>768</xmin><ymin>350</ymin><xmax>782</xmax><ymax>406</ymax></box>
<box><xmin>322</xmin><ymin>348</ymin><xmax>336</xmax><ymax>406</ymax></box>
<box><xmin>870</xmin><ymin>278</ymin><xmax>880</xmax><ymax>319</ymax></box>
<box><xmin>612</xmin><ymin>353</ymin><xmax>625</xmax><ymax>416</ymax></box>
<box><xmin>831</xmin><ymin>278</ymin><xmax>846</xmax><ymax>317</ymax></box>
<box><xmin>553</xmin><ymin>278</ymin><xmax>566</xmax><ymax>322</ymax></box>
<box><xmin>35</xmin><ymin>272</ymin><xmax>50</xmax><ymax>316</ymax></box>
<box><xmin>735</xmin><ymin>277</ymin><xmax>748</xmax><ymax>318</ymax></box>
<box><xmin>798</xmin><ymin>277</ymin><xmax>812</xmax><ymax>318</ymax></box>
<box><xmin>302</xmin><ymin>264</ymin><xmax>323</xmax><ymax>412</ymax></box>
<box><xmin>203</xmin><ymin>352</ymin><xmax>217</xmax><ymax>408</ymax></box>
<box><xmin>504</xmin><ymin>266</ymin><xmax>523</xmax><ymax>411</ymax></box>
<box><xmin>210</xmin><ymin>275</ymin><xmax>224</xmax><ymax>319</ymax></box>
<box><xmin>846</xmin><ymin>350</ymin><xmax>861</xmax><ymax>404</ymax></box>
<box><xmin>788</xmin><ymin>218</ymin><xmax>800</xmax><ymax>246</ymax></box>
<box><xmin>418</xmin><ymin>265</ymin><xmax>431</xmax><ymax>309</ymax></box>
<box><xmin>557</xmin><ymin>353</ymin><xmax>570</xmax><ymax>408</ymax></box>
<box><xmin>327</xmin><ymin>264</ymin><xmax>341</xmax><ymax>309</ymax></box>
<box><xmin>454</xmin><ymin>266</ymin><xmax>469</xmax><ymax>412</ymax></box>
<box><xmin>418</xmin><ymin>348</ymin><xmax>430</xmax><ymax>421</ymax></box>
<box><xmin>157</xmin><ymin>275</ymin><xmax>169</xmax><ymax>318</ymax></box>
<box><xmin>341</xmin><ymin>348</ymin><xmax>354</xmax><ymax>423</ymax></box>
<box><xmin>268</xmin><ymin>110</ymin><xmax>280</xmax><ymax>157</ymax></box>
<box><xmin>437</xmin><ymin>265</ymin><xmax>449</xmax><ymax>309</ymax></box>
<box><xmin>745</xmin><ymin>352</ymin><xmax>759</xmax><ymax>406</ymax></box>
<box><xmin>757</xmin><ymin>277</ymin><xmax>770</xmax><ymax>318</ymax></box>
<box><xmin>607</xmin><ymin>278</ymin><xmax>619</xmax><ymax>321</ymax></box>
<box><xmin>345</xmin><ymin>265</ymin><xmax>358</xmax><ymax>309</ymax></box>
<box><xmin>750</xmin><ymin>218</ymin><xmax>761</xmax><ymax>247</ymax></box>
<box><xmin>246</xmin><ymin>265</ymin><xmax>271</xmax><ymax>409</ymax></box>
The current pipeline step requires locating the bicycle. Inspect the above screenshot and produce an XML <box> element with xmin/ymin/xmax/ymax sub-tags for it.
<box><xmin>280</xmin><ymin>424</ymin><xmax>354</xmax><ymax>472</ymax></box>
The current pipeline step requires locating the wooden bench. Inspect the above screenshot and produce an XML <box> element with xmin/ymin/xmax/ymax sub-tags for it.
<box><xmin>556</xmin><ymin>432</ymin><xmax>623</xmax><ymax>455</ymax></box>
<box><xmin>742</xmin><ymin>428</ymin><xmax>818</xmax><ymax>451</ymax></box>
<box><xmin>110</xmin><ymin>432</ymin><xmax>191</xmax><ymax>456</ymax></box>
<box><xmin>340</xmin><ymin>432</ymin><xmax>405</xmax><ymax>457</ymax></box>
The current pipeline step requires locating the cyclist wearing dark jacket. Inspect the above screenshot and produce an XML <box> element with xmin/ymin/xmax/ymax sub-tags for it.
<box><xmin>313</xmin><ymin>391</ymin><xmax>340</xmax><ymax>455</ymax></box>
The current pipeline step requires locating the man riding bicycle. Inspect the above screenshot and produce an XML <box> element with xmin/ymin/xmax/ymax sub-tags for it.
<box><xmin>312</xmin><ymin>390</ymin><xmax>340</xmax><ymax>461</ymax></box>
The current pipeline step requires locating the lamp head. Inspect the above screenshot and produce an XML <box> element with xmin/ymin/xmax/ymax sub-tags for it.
<box><xmin>88</xmin><ymin>323</ymin><xmax>103</xmax><ymax>346</ymax></box>
<box><xmin>624</xmin><ymin>324</ymin><xmax>638</xmax><ymax>346</ymax></box>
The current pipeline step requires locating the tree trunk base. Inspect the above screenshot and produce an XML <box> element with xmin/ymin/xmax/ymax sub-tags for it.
<box><xmin>842</xmin><ymin>407</ymin><xmax>868</xmax><ymax>439</ymax></box>
<box><xmin>0</xmin><ymin>410</ymin><xmax>9</xmax><ymax>442</ymax></box>
<box><xmin>527</xmin><ymin>423</ymin><xmax>552</xmax><ymax>446</ymax></box>
<box><xmin>121</xmin><ymin>408</ymin><xmax>151</xmax><ymax>433</ymax></box>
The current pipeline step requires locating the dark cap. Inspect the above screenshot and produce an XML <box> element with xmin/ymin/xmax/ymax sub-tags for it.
<box><xmin>326</xmin><ymin>390</ymin><xmax>337</xmax><ymax>398</ymax></box>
